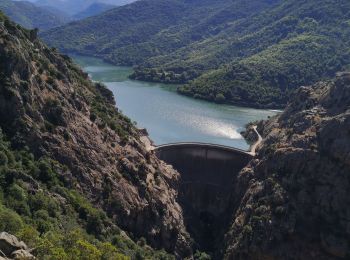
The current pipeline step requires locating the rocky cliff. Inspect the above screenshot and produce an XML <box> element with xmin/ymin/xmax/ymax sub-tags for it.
<box><xmin>0</xmin><ymin>13</ymin><xmax>191</xmax><ymax>258</ymax></box>
<box><xmin>224</xmin><ymin>72</ymin><xmax>350</xmax><ymax>259</ymax></box>
<box><xmin>0</xmin><ymin>232</ymin><xmax>35</xmax><ymax>259</ymax></box>
<box><xmin>2</xmin><ymin>11</ymin><xmax>350</xmax><ymax>260</ymax></box>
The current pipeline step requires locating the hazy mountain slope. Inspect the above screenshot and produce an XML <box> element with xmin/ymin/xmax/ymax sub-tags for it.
<box><xmin>42</xmin><ymin>0</ymin><xmax>350</xmax><ymax>108</ymax></box>
<box><xmin>42</xmin><ymin>0</ymin><xmax>277</xmax><ymax>65</ymax></box>
<box><xmin>73</xmin><ymin>2</ymin><xmax>115</xmax><ymax>20</ymax></box>
<box><xmin>0</xmin><ymin>0</ymin><xmax>69</xmax><ymax>30</ymax></box>
<box><xmin>35</xmin><ymin>0</ymin><xmax>136</xmax><ymax>15</ymax></box>
<box><xmin>35</xmin><ymin>0</ymin><xmax>100</xmax><ymax>15</ymax></box>
<box><xmin>0</xmin><ymin>12</ymin><xmax>192</xmax><ymax>258</ymax></box>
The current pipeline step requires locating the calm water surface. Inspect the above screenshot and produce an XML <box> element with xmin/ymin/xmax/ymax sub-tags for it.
<box><xmin>73</xmin><ymin>55</ymin><xmax>277</xmax><ymax>150</ymax></box>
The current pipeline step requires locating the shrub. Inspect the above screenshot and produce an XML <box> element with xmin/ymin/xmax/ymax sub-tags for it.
<box><xmin>36</xmin><ymin>218</ymin><xmax>53</xmax><ymax>234</ymax></box>
<box><xmin>0</xmin><ymin>206</ymin><xmax>24</xmax><ymax>233</ymax></box>
<box><xmin>98</xmin><ymin>242</ymin><xmax>129</xmax><ymax>260</ymax></box>
<box><xmin>0</xmin><ymin>151</ymin><xmax>8</xmax><ymax>166</ymax></box>
<box><xmin>0</xmin><ymin>11</ymin><xmax>6</xmax><ymax>22</ymax></box>
<box><xmin>44</xmin><ymin>99</ymin><xmax>65</xmax><ymax>126</ymax></box>
<box><xmin>37</xmin><ymin>159</ymin><xmax>58</xmax><ymax>186</ymax></box>
<box><xmin>76</xmin><ymin>240</ymin><xmax>102</xmax><ymax>260</ymax></box>
<box><xmin>5</xmin><ymin>184</ymin><xmax>31</xmax><ymax>215</ymax></box>
<box><xmin>47</xmin><ymin>76</ymin><xmax>55</xmax><ymax>85</ymax></box>
<box><xmin>90</xmin><ymin>113</ymin><xmax>97</xmax><ymax>122</ymax></box>
<box><xmin>194</xmin><ymin>250</ymin><xmax>211</xmax><ymax>260</ymax></box>
<box><xmin>214</xmin><ymin>93</ymin><xmax>226</xmax><ymax>103</ymax></box>
<box><xmin>16</xmin><ymin>226</ymin><xmax>40</xmax><ymax>248</ymax></box>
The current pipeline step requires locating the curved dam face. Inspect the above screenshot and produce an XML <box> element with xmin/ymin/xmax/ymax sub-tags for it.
<box><xmin>154</xmin><ymin>143</ymin><xmax>252</xmax><ymax>256</ymax></box>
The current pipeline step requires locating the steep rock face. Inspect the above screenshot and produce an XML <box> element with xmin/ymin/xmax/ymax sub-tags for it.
<box><xmin>0</xmin><ymin>15</ymin><xmax>191</xmax><ymax>257</ymax></box>
<box><xmin>0</xmin><ymin>232</ymin><xmax>35</xmax><ymax>259</ymax></box>
<box><xmin>224</xmin><ymin>73</ymin><xmax>350</xmax><ymax>259</ymax></box>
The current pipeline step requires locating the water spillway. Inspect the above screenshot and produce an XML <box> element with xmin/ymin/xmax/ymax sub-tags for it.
<box><xmin>154</xmin><ymin>143</ymin><xmax>253</xmax><ymax>256</ymax></box>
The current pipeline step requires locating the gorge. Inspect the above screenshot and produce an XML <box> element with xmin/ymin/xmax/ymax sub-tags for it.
<box><xmin>0</xmin><ymin>1</ymin><xmax>350</xmax><ymax>259</ymax></box>
<box><xmin>72</xmin><ymin>54</ymin><xmax>275</xmax><ymax>257</ymax></box>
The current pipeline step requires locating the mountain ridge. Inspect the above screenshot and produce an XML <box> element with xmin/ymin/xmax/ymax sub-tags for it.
<box><xmin>0</xmin><ymin>0</ymin><xmax>70</xmax><ymax>30</ymax></box>
<box><xmin>73</xmin><ymin>2</ymin><xmax>115</xmax><ymax>20</ymax></box>
<box><xmin>35</xmin><ymin>0</ymin><xmax>136</xmax><ymax>15</ymax></box>
<box><xmin>42</xmin><ymin>0</ymin><xmax>350</xmax><ymax>108</ymax></box>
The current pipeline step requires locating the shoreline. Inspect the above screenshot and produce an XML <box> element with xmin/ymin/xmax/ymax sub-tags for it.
<box><xmin>68</xmin><ymin>53</ymin><xmax>285</xmax><ymax>111</ymax></box>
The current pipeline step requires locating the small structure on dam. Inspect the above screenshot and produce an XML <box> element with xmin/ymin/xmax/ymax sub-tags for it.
<box><xmin>154</xmin><ymin>142</ymin><xmax>253</xmax><ymax>255</ymax></box>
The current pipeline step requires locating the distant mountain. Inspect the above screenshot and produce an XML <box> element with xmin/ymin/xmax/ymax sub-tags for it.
<box><xmin>73</xmin><ymin>2</ymin><xmax>115</xmax><ymax>20</ymax></box>
<box><xmin>1</xmin><ymin>0</ymin><xmax>133</xmax><ymax>31</ymax></box>
<box><xmin>35</xmin><ymin>0</ymin><xmax>97</xmax><ymax>15</ymax></box>
<box><xmin>41</xmin><ymin>0</ymin><xmax>246</xmax><ymax>63</ymax></box>
<box><xmin>102</xmin><ymin>0</ymin><xmax>136</xmax><ymax>5</ymax></box>
<box><xmin>35</xmin><ymin>0</ymin><xmax>136</xmax><ymax>16</ymax></box>
<box><xmin>42</xmin><ymin>0</ymin><xmax>350</xmax><ymax>108</ymax></box>
<box><xmin>0</xmin><ymin>0</ymin><xmax>70</xmax><ymax>30</ymax></box>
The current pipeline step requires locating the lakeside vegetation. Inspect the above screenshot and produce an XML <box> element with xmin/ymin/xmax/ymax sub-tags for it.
<box><xmin>42</xmin><ymin>0</ymin><xmax>350</xmax><ymax>107</ymax></box>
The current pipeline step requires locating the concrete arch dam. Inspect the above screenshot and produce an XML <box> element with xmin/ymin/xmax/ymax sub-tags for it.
<box><xmin>154</xmin><ymin>143</ymin><xmax>253</xmax><ymax>256</ymax></box>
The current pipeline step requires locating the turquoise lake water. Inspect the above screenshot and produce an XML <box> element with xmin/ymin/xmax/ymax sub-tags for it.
<box><xmin>73</xmin><ymin>55</ymin><xmax>277</xmax><ymax>150</ymax></box>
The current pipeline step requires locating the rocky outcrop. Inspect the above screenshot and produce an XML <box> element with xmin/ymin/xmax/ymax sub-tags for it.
<box><xmin>241</xmin><ymin>124</ymin><xmax>259</xmax><ymax>145</ymax></box>
<box><xmin>224</xmin><ymin>72</ymin><xmax>350</xmax><ymax>259</ymax></box>
<box><xmin>0</xmin><ymin>15</ymin><xmax>191</xmax><ymax>257</ymax></box>
<box><xmin>0</xmin><ymin>232</ymin><xmax>35</xmax><ymax>260</ymax></box>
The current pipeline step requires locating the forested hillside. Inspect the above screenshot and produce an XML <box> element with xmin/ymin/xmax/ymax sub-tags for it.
<box><xmin>0</xmin><ymin>0</ymin><xmax>70</xmax><ymax>30</ymax></box>
<box><xmin>42</xmin><ymin>0</ymin><xmax>350</xmax><ymax>108</ymax></box>
<box><xmin>35</xmin><ymin>0</ymin><xmax>135</xmax><ymax>16</ymax></box>
<box><xmin>73</xmin><ymin>3</ymin><xmax>115</xmax><ymax>20</ymax></box>
<box><xmin>42</xmin><ymin>0</ymin><xmax>276</xmax><ymax>65</ymax></box>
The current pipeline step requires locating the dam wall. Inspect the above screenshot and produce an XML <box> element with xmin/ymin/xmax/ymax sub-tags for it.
<box><xmin>155</xmin><ymin>143</ymin><xmax>252</xmax><ymax>184</ymax></box>
<box><xmin>154</xmin><ymin>143</ymin><xmax>252</xmax><ymax>255</ymax></box>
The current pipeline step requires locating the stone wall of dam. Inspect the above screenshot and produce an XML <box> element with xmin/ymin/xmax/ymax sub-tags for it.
<box><xmin>154</xmin><ymin>143</ymin><xmax>252</xmax><ymax>256</ymax></box>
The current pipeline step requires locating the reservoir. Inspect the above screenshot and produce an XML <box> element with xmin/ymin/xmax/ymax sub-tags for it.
<box><xmin>73</xmin><ymin>55</ymin><xmax>276</xmax><ymax>150</ymax></box>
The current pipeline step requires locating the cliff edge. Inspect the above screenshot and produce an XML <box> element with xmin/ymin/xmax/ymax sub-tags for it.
<box><xmin>0</xmin><ymin>13</ymin><xmax>191</xmax><ymax>258</ymax></box>
<box><xmin>224</xmin><ymin>72</ymin><xmax>350</xmax><ymax>259</ymax></box>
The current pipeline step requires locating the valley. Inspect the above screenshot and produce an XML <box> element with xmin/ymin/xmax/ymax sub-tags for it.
<box><xmin>0</xmin><ymin>0</ymin><xmax>350</xmax><ymax>259</ymax></box>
